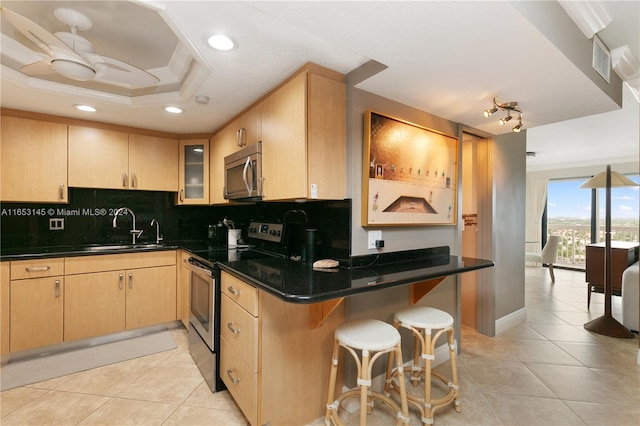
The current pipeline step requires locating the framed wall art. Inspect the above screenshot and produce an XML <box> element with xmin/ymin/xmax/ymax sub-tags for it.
<box><xmin>362</xmin><ymin>111</ymin><xmax>459</xmax><ymax>226</ymax></box>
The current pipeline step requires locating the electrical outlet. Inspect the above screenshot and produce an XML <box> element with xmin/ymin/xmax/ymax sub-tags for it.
<box><xmin>368</xmin><ymin>230</ymin><xmax>382</xmax><ymax>249</ymax></box>
<box><xmin>49</xmin><ymin>218</ymin><xmax>64</xmax><ymax>230</ymax></box>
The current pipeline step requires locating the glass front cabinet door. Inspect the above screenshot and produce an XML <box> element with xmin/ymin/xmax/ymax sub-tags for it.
<box><xmin>178</xmin><ymin>139</ymin><xmax>210</xmax><ymax>205</ymax></box>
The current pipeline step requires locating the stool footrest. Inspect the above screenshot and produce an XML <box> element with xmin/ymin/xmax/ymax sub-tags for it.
<box><xmin>329</xmin><ymin>389</ymin><xmax>408</xmax><ymax>426</ymax></box>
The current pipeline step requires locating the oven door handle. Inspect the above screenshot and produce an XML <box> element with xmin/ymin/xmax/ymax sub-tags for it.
<box><xmin>187</xmin><ymin>258</ymin><xmax>213</xmax><ymax>277</ymax></box>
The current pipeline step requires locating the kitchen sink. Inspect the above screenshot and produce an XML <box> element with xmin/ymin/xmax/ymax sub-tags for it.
<box><xmin>81</xmin><ymin>243</ymin><xmax>165</xmax><ymax>252</ymax></box>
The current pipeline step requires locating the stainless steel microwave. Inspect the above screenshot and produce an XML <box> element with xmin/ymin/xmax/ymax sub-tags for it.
<box><xmin>224</xmin><ymin>141</ymin><xmax>263</xmax><ymax>200</ymax></box>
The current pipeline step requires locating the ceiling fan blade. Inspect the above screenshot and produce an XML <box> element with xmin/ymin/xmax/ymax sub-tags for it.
<box><xmin>96</xmin><ymin>56</ymin><xmax>160</xmax><ymax>88</ymax></box>
<box><xmin>1</xmin><ymin>7</ymin><xmax>78</xmax><ymax>58</ymax></box>
<box><xmin>20</xmin><ymin>60</ymin><xmax>54</xmax><ymax>76</ymax></box>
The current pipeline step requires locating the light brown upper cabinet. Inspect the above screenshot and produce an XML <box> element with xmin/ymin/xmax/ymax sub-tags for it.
<box><xmin>261</xmin><ymin>68</ymin><xmax>346</xmax><ymax>201</ymax></box>
<box><xmin>68</xmin><ymin>126</ymin><xmax>178</xmax><ymax>191</ymax></box>
<box><xmin>178</xmin><ymin>139</ymin><xmax>209</xmax><ymax>205</ymax></box>
<box><xmin>128</xmin><ymin>134</ymin><xmax>179</xmax><ymax>191</ymax></box>
<box><xmin>209</xmin><ymin>105</ymin><xmax>262</xmax><ymax>204</ymax></box>
<box><xmin>1</xmin><ymin>116</ymin><xmax>68</xmax><ymax>203</ymax></box>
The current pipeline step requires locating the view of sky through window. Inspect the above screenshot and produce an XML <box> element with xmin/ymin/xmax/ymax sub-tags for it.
<box><xmin>548</xmin><ymin>175</ymin><xmax>639</xmax><ymax>222</ymax></box>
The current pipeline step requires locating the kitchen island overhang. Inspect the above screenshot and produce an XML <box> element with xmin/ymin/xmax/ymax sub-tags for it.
<box><xmin>218</xmin><ymin>246</ymin><xmax>494</xmax><ymax>304</ymax></box>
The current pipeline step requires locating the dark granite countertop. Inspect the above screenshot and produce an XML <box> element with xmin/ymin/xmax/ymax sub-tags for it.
<box><xmin>218</xmin><ymin>254</ymin><xmax>494</xmax><ymax>303</ymax></box>
<box><xmin>1</xmin><ymin>242</ymin><xmax>494</xmax><ymax>304</ymax></box>
<box><xmin>0</xmin><ymin>243</ymin><xmax>181</xmax><ymax>260</ymax></box>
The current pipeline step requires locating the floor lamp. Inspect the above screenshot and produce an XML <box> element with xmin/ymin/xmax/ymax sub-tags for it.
<box><xmin>580</xmin><ymin>165</ymin><xmax>637</xmax><ymax>338</ymax></box>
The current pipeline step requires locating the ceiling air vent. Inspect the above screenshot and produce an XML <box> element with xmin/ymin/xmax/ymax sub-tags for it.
<box><xmin>592</xmin><ymin>35</ymin><xmax>611</xmax><ymax>83</ymax></box>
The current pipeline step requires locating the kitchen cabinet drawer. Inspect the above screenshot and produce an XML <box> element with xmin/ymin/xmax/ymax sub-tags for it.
<box><xmin>65</xmin><ymin>251</ymin><xmax>176</xmax><ymax>275</ymax></box>
<box><xmin>221</xmin><ymin>271</ymin><xmax>258</xmax><ymax>316</ymax></box>
<box><xmin>11</xmin><ymin>258</ymin><xmax>64</xmax><ymax>280</ymax></box>
<box><xmin>220</xmin><ymin>336</ymin><xmax>258</xmax><ymax>426</ymax></box>
<box><xmin>221</xmin><ymin>293</ymin><xmax>259</xmax><ymax>371</ymax></box>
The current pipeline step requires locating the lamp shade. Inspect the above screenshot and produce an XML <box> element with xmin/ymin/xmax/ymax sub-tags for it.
<box><xmin>579</xmin><ymin>169</ymin><xmax>639</xmax><ymax>189</ymax></box>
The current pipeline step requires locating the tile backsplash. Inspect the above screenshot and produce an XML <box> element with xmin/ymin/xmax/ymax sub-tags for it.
<box><xmin>1</xmin><ymin>189</ymin><xmax>351</xmax><ymax>260</ymax></box>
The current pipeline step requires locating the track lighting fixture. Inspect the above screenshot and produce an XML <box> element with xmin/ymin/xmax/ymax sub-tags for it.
<box><xmin>512</xmin><ymin>114</ymin><xmax>523</xmax><ymax>132</ymax></box>
<box><xmin>499</xmin><ymin>113</ymin><xmax>512</xmax><ymax>125</ymax></box>
<box><xmin>483</xmin><ymin>97</ymin><xmax>524</xmax><ymax>132</ymax></box>
<box><xmin>483</xmin><ymin>107</ymin><xmax>498</xmax><ymax>117</ymax></box>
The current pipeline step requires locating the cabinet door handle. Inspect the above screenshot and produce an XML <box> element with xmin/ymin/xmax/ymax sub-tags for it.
<box><xmin>128</xmin><ymin>273</ymin><xmax>133</xmax><ymax>289</ymax></box>
<box><xmin>58</xmin><ymin>184</ymin><xmax>65</xmax><ymax>200</ymax></box>
<box><xmin>26</xmin><ymin>266</ymin><xmax>50</xmax><ymax>272</ymax></box>
<box><xmin>131</xmin><ymin>172</ymin><xmax>137</xmax><ymax>188</ymax></box>
<box><xmin>119</xmin><ymin>273</ymin><xmax>124</xmax><ymax>290</ymax></box>
<box><xmin>227</xmin><ymin>285</ymin><xmax>240</xmax><ymax>296</ymax></box>
<box><xmin>179</xmin><ymin>189</ymin><xmax>184</xmax><ymax>202</ymax></box>
<box><xmin>122</xmin><ymin>172</ymin><xmax>128</xmax><ymax>188</ymax></box>
<box><xmin>54</xmin><ymin>279</ymin><xmax>60</xmax><ymax>298</ymax></box>
<box><xmin>226</xmin><ymin>368</ymin><xmax>241</xmax><ymax>384</ymax></box>
<box><xmin>227</xmin><ymin>322</ymin><xmax>240</xmax><ymax>334</ymax></box>
<box><xmin>237</xmin><ymin>128</ymin><xmax>246</xmax><ymax>147</ymax></box>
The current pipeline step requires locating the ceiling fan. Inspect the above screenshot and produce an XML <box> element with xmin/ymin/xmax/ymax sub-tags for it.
<box><xmin>1</xmin><ymin>7</ymin><xmax>159</xmax><ymax>88</ymax></box>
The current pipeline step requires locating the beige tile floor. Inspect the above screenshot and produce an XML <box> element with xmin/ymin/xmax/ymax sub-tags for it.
<box><xmin>1</xmin><ymin>266</ymin><xmax>639</xmax><ymax>425</ymax></box>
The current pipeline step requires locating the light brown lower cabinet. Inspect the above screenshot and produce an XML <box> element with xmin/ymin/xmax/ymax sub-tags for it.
<box><xmin>6</xmin><ymin>251</ymin><xmax>177</xmax><ymax>352</ymax></box>
<box><xmin>64</xmin><ymin>252</ymin><xmax>177</xmax><ymax>341</ymax></box>
<box><xmin>1</xmin><ymin>262</ymin><xmax>10</xmax><ymax>356</ymax></box>
<box><xmin>124</xmin><ymin>265</ymin><xmax>176</xmax><ymax>330</ymax></box>
<box><xmin>64</xmin><ymin>271</ymin><xmax>127</xmax><ymax>341</ymax></box>
<box><xmin>177</xmin><ymin>251</ymin><xmax>191</xmax><ymax>328</ymax></box>
<box><xmin>9</xmin><ymin>258</ymin><xmax>65</xmax><ymax>352</ymax></box>
<box><xmin>220</xmin><ymin>271</ymin><xmax>343</xmax><ymax>426</ymax></box>
<box><xmin>10</xmin><ymin>276</ymin><xmax>64</xmax><ymax>352</ymax></box>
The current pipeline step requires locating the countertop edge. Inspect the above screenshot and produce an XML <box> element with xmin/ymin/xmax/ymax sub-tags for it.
<box><xmin>219</xmin><ymin>257</ymin><xmax>495</xmax><ymax>304</ymax></box>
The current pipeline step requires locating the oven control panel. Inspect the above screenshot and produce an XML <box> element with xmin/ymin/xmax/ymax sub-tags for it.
<box><xmin>248</xmin><ymin>221</ymin><xmax>284</xmax><ymax>243</ymax></box>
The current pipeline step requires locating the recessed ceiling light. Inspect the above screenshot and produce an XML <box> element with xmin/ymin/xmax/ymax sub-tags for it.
<box><xmin>164</xmin><ymin>106</ymin><xmax>183</xmax><ymax>114</ymax></box>
<box><xmin>207</xmin><ymin>34</ymin><xmax>235</xmax><ymax>51</ymax></box>
<box><xmin>74</xmin><ymin>104</ymin><xmax>96</xmax><ymax>112</ymax></box>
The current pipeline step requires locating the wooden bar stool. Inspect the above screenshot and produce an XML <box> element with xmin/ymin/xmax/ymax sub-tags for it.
<box><xmin>384</xmin><ymin>307</ymin><xmax>460</xmax><ymax>425</ymax></box>
<box><xmin>325</xmin><ymin>319</ymin><xmax>410</xmax><ymax>425</ymax></box>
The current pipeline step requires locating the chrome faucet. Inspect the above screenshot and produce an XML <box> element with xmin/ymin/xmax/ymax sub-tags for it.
<box><xmin>112</xmin><ymin>207</ymin><xmax>143</xmax><ymax>244</ymax></box>
<box><xmin>151</xmin><ymin>219</ymin><xmax>163</xmax><ymax>244</ymax></box>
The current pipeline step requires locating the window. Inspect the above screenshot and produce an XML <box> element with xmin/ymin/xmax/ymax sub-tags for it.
<box><xmin>545</xmin><ymin>174</ymin><xmax>639</xmax><ymax>268</ymax></box>
<box><xmin>594</xmin><ymin>174</ymin><xmax>639</xmax><ymax>242</ymax></box>
<box><xmin>546</xmin><ymin>179</ymin><xmax>592</xmax><ymax>266</ymax></box>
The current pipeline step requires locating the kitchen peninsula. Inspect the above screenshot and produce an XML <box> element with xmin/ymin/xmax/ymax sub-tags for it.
<box><xmin>215</xmin><ymin>245</ymin><xmax>493</xmax><ymax>425</ymax></box>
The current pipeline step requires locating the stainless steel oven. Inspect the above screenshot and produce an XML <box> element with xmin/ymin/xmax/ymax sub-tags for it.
<box><xmin>187</xmin><ymin>254</ymin><xmax>223</xmax><ymax>392</ymax></box>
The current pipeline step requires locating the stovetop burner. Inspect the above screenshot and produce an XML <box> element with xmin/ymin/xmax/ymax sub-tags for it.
<box><xmin>189</xmin><ymin>247</ymin><xmax>277</xmax><ymax>265</ymax></box>
<box><xmin>189</xmin><ymin>221</ymin><xmax>287</xmax><ymax>266</ymax></box>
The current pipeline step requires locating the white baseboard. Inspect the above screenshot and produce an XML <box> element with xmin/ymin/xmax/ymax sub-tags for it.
<box><xmin>495</xmin><ymin>307</ymin><xmax>527</xmax><ymax>335</ymax></box>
